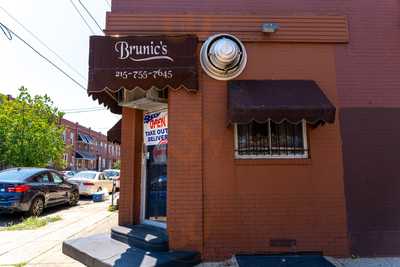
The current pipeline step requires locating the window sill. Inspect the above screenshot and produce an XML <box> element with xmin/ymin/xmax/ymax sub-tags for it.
<box><xmin>234</xmin><ymin>158</ymin><xmax>312</xmax><ymax>166</ymax></box>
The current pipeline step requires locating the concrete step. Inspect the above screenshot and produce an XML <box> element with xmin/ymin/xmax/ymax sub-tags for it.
<box><xmin>63</xmin><ymin>233</ymin><xmax>201</xmax><ymax>267</ymax></box>
<box><xmin>111</xmin><ymin>224</ymin><xmax>169</xmax><ymax>252</ymax></box>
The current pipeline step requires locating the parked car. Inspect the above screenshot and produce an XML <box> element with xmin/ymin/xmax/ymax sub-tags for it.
<box><xmin>68</xmin><ymin>171</ymin><xmax>113</xmax><ymax>196</ymax></box>
<box><xmin>0</xmin><ymin>168</ymin><xmax>79</xmax><ymax>217</ymax></box>
<box><xmin>102</xmin><ymin>169</ymin><xmax>120</xmax><ymax>190</ymax></box>
<box><xmin>61</xmin><ymin>170</ymin><xmax>76</xmax><ymax>179</ymax></box>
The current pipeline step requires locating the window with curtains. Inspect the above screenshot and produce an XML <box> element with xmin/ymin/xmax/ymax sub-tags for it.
<box><xmin>235</xmin><ymin>120</ymin><xmax>308</xmax><ymax>159</ymax></box>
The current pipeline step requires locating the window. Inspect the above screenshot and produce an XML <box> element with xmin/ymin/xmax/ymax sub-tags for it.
<box><xmin>76</xmin><ymin>171</ymin><xmax>96</xmax><ymax>179</ymax></box>
<box><xmin>70</xmin><ymin>132</ymin><xmax>74</xmax><ymax>143</ymax></box>
<box><xmin>0</xmin><ymin>169</ymin><xmax>43</xmax><ymax>181</ymax></box>
<box><xmin>235</xmin><ymin>120</ymin><xmax>308</xmax><ymax>159</ymax></box>
<box><xmin>35</xmin><ymin>173</ymin><xmax>50</xmax><ymax>183</ymax></box>
<box><xmin>51</xmin><ymin>172</ymin><xmax>63</xmax><ymax>184</ymax></box>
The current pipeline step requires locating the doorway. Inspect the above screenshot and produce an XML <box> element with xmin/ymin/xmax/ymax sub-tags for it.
<box><xmin>141</xmin><ymin>110</ymin><xmax>168</xmax><ymax>228</ymax></box>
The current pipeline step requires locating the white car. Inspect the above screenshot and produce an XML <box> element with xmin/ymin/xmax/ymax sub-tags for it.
<box><xmin>103</xmin><ymin>169</ymin><xmax>120</xmax><ymax>190</ymax></box>
<box><xmin>68</xmin><ymin>171</ymin><xmax>113</xmax><ymax>196</ymax></box>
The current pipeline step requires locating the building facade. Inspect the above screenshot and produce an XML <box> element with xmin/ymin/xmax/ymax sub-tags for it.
<box><xmin>61</xmin><ymin>118</ymin><xmax>120</xmax><ymax>171</ymax></box>
<box><xmin>67</xmin><ymin>0</ymin><xmax>400</xmax><ymax>263</ymax></box>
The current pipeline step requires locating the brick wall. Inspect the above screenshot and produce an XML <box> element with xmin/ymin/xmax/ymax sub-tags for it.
<box><xmin>110</xmin><ymin>0</ymin><xmax>400</xmax><ymax>257</ymax></box>
<box><xmin>334</xmin><ymin>0</ymin><xmax>400</xmax><ymax>256</ymax></box>
<box><xmin>111</xmin><ymin>0</ymin><xmax>400</xmax><ymax>106</ymax></box>
<box><xmin>201</xmin><ymin>43</ymin><xmax>348</xmax><ymax>260</ymax></box>
<box><xmin>119</xmin><ymin>108</ymin><xmax>143</xmax><ymax>225</ymax></box>
<box><xmin>109</xmin><ymin>25</ymin><xmax>349</xmax><ymax>263</ymax></box>
<box><xmin>167</xmin><ymin>89</ymin><xmax>204</xmax><ymax>253</ymax></box>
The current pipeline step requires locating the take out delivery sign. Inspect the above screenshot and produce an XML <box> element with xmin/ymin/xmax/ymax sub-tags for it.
<box><xmin>144</xmin><ymin>111</ymin><xmax>168</xmax><ymax>146</ymax></box>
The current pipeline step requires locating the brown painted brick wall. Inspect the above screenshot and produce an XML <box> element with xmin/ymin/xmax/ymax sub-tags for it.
<box><xmin>201</xmin><ymin>43</ymin><xmax>348</xmax><ymax>260</ymax></box>
<box><xmin>119</xmin><ymin>107</ymin><xmax>143</xmax><ymax>225</ymax></box>
<box><xmin>167</xmin><ymin>89</ymin><xmax>204</xmax><ymax>253</ymax></box>
<box><xmin>115</xmin><ymin>44</ymin><xmax>349</xmax><ymax>260</ymax></box>
<box><xmin>110</xmin><ymin>0</ymin><xmax>400</xmax><ymax>258</ymax></box>
<box><xmin>111</xmin><ymin>0</ymin><xmax>400</xmax><ymax>107</ymax></box>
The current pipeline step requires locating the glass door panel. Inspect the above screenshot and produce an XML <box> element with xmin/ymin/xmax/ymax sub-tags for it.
<box><xmin>145</xmin><ymin>143</ymin><xmax>167</xmax><ymax>223</ymax></box>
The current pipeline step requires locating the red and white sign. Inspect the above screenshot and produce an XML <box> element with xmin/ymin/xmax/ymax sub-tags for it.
<box><xmin>143</xmin><ymin>111</ymin><xmax>168</xmax><ymax>146</ymax></box>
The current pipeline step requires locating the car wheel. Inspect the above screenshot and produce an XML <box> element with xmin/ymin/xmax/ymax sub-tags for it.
<box><xmin>28</xmin><ymin>197</ymin><xmax>44</xmax><ymax>217</ymax></box>
<box><xmin>69</xmin><ymin>191</ymin><xmax>79</xmax><ymax>206</ymax></box>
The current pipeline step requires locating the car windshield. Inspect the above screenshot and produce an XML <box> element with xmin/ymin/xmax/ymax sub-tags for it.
<box><xmin>75</xmin><ymin>172</ymin><xmax>97</xmax><ymax>179</ymax></box>
<box><xmin>0</xmin><ymin>168</ymin><xmax>40</xmax><ymax>181</ymax></box>
<box><xmin>103</xmin><ymin>170</ymin><xmax>119</xmax><ymax>178</ymax></box>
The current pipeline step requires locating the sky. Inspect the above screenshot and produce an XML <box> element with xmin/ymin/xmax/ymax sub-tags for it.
<box><xmin>0</xmin><ymin>0</ymin><xmax>120</xmax><ymax>134</ymax></box>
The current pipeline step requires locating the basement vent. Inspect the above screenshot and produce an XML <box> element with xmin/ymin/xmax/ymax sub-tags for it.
<box><xmin>270</xmin><ymin>239</ymin><xmax>297</xmax><ymax>247</ymax></box>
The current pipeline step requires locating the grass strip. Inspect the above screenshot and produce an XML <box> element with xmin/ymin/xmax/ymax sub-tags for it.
<box><xmin>0</xmin><ymin>216</ymin><xmax>62</xmax><ymax>231</ymax></box>
<box><xmin>0</xmin><ymin>262</ymin><xmax>27</xmax><ymax>267</ymax></box>
<box><xmin>108</xmin><ymin>205</ymin><xmax>118</xmax><ymax>212</ymax></box>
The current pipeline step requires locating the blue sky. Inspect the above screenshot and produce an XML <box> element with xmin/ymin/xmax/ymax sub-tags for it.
<box><xmin>0</xmin><ymin>0</ymin><xmax>120</xmax><ymax>134</ymax></box>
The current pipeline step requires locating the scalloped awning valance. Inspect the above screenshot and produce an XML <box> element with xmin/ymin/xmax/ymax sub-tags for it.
<box><xmin>88</xmin><ymin>35</ymin><xmax>198</xmax><ymax>114</ymax></box>
<box><xmin>228</xmin><ymin>80</ymin><xmax>336</xmax><ymax>125</ymax></box>
<box><xmin>107</xmin><ymin>119</ymin><xmax>121</xmax><ymax>144</ymax></box>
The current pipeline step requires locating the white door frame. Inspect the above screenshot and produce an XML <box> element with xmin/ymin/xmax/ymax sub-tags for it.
<box><xmin>139</xmin><ymin>111</ymin><xmax>167</xmax><ymax>229</ymax></box>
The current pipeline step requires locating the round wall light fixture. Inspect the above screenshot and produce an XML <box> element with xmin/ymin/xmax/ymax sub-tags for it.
<box><xmin>200</xmin><ymin>33</ymin><xmax>247</xmax><ymax>81</ymax></box>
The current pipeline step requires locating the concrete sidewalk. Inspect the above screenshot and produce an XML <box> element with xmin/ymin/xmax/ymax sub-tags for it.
<box><xmin>0</xmin><ymin>199</ymin><xmax>117</xmax><ymax>267</ymax></box>
<box><xmin>329</xmin><ymin>257</ymin><xmax>400</xmax><ymax>267</ymax></box>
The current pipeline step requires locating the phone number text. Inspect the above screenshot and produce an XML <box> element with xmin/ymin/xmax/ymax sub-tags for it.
<box><xmin>115</xmin><ymin>70</ymin><xmax>173</xmax><ymax>80</ymax></box>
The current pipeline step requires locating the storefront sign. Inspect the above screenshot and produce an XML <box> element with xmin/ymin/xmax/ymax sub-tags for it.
<box><xmin>144</xmin><ymin>111</ymin><xmax>168</xmax><ymax>146</ymax></box>
<box><xmin>87</xmin><ymin>35</ymin><xmax>198</xmax><ymax>114</ymax></box>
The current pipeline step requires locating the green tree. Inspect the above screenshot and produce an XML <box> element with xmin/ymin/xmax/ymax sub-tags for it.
<box><xmin>112</xmin><ymin>160</ymin><xmax>121</xmax><ymax>170</ymax></box>
<box><xmin>0</xmin><ymin>87</ymin><xmax>65</xmax><ymax>168</ymax></box>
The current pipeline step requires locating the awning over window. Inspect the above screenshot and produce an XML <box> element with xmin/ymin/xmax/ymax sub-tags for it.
<box><xmin>228</xmin><ymin>80</ymin><xmax>336</xmax><ymax>125</ymax></box>
<box><xmin>78</xmin><ymin>133</ymin><xmax>93</xmax><ymax>144</ymax></box>
<box><xmin>75</xmin><ymin>151</ymin><xmax>96</xmax><ymax>161</ymax></box>
<box><xmin>107</xmin><ymin>119</ymin><xmax>121</xmax><ymax>145</ymax></box>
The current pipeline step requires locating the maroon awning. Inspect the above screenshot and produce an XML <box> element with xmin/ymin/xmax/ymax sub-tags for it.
<box><xmin>88</xmin><ymin>35</ymin><xmax>199</xmax><ymax>114</ymax></box>
<box><xmin>107</xmin><ymin>119</ymin><xmax>121</xmax><ymax>144</ymax></box>
<box><xmin>228</xmin><ymin>80</ymin><xmax>336</xmax><ymax>125</ymax></box>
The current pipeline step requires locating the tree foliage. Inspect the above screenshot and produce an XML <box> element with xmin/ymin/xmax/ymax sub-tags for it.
<box><xmin>0</xmin><ymin>87</ymin><xmax>65</xmax><ymax>168</ymax></box>
<box><xmin>112</xmin><ymin>160</ymin><xmax>121</xmax><ymax>170</ymax></box>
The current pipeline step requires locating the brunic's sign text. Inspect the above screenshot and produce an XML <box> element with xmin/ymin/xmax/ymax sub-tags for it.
<box><xmin>88</xmin><ymin>35</ymin><xmax>198</xmax><ymax>95</ymax></box>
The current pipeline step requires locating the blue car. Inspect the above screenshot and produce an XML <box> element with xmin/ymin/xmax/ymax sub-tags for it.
<box><xmin>0</xmin><ymin>168</ymin><xmax>79</xmax><ymax>216</ymax></box>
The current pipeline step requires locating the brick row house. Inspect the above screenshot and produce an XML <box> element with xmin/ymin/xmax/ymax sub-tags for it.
<box><xmin>63</xmin><ymin>0</ymin><xmax>400</xmax><ymax>265</ymax></box>
<box><xmin>61</xmin><ymin>118</ymin><xmax>120</xmax><ymax>171</ymax></box>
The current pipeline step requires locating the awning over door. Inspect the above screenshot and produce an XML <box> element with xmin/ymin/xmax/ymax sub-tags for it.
<box><xmin>107</xmin><ymin>119</ymin><xmax>121</xmax><ymax>144</ymax></box>
<box><xmin>75</xmin><ymin>151</ymin><xmax>96</xmax><ymax>161</ymax></box>
<box><xmin>228</xmin><ymin>80</ymin><xmax>336</xmax><ymax>125</ymax></box>
<box><xmin>87</xmin><ymin>35</ymin><xmax>199</xmax><ymax>114</ymax></box>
